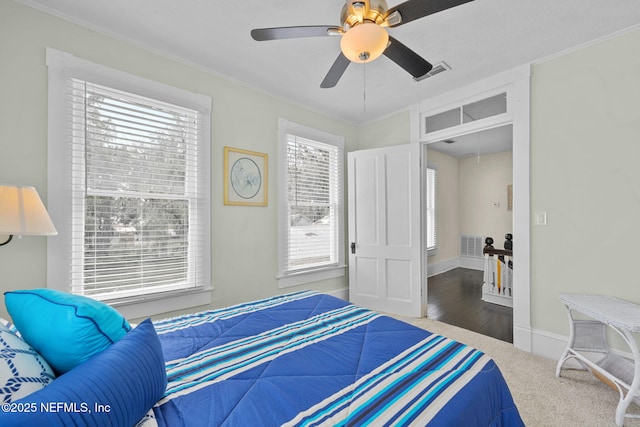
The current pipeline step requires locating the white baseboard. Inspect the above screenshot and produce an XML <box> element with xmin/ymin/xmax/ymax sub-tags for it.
<box><xmin>530</xmin><ymin>327</ymin><xmax>633</xmax><ymax>364</ymax></box>
<box><xmin>458</xmin><ymin>256</ymin><xmax>485</xmax><ymax>271</ymax></box>
<box><xmin>530</xmin><ymin>328</ymin><xmax>569</xmax><ymax>361</ymax></box>
<box><xmin>515</xmin><ymin>326</ymin><xmax>577</xmax><ymax>367</ymax></box>
<box><xmin>513</xmin><ymin>325</ymin><xmax>532</xmax><ymax>353</ymax></box>
<box><xmin>427</xmin><ymin>257</ymin><xmax>458</xmax><ymax>277</ymax></box>
<box><xmin>427</xmin><ymin>256</ymin><xmax>484</xmax><ymax>277</ymax></box>
<box><xmin>325</xmin><ymin>287</ymin><xmax>349</xmax><ymax>301</ymax></box>
<box><xmin>482</xmin><ymin>292</ymin><xmax>513</xmax><ymax>308</ymax></box>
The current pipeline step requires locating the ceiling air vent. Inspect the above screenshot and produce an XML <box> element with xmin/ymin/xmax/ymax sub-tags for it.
<box><xmin>415</xmin><ymin>61</ymin><xmax>451</xmax><ymax>82</ymax></box>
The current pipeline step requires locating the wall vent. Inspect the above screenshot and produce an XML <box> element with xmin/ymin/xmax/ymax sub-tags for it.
<box><xmin>460</xmin><ymin>235</ymin><xmax>484</xmax><ymax>258</ymax></box>
<box><xmin>415</xmin><ymin>61</ymin><xmax>451</xmax><ymax>81</ymax></box>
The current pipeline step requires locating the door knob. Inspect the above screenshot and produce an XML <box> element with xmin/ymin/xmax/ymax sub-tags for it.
<box><xmin>350</xmin><ymin>242</ymin><xmax>356</xmax><ymax>254</ymax></box>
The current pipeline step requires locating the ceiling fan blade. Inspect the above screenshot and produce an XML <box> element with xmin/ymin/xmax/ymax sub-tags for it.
<box><xmin>383</xmin><ymin>36</ymin><xmax>433</xmax><ymax>79</ymax></box>
<box><xmin>384</xmin><ymin>0</ymin><xmax>474</xmax><ymax>28</ymax></box>
<box><xmin>251</xmin><ymin>26</ymin><xmax>341</xmax><ymax>41</ymax></box>
<box><xmin>320</xmin><ymin>53</ymin><xmax>351</xmax><ymax>88</ymax></box>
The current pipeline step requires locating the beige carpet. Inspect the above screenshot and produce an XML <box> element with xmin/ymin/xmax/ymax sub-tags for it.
<box><xmin>394</xmin><ymin>316</ymin><xmax>640</xmax><ymax>427</ymax></box>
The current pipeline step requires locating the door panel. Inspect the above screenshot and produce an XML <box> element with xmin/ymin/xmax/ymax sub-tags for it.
<box><xmin>386</xmin><ymin>152</ymin><xmax>412</xmax><ymax>246</ymax></box>
<box><xmin>354</xmin><ymin>257</ymin><xmax>379</xmax><ymax>297</ymax></box>
<box><xmin>348</xmin><ymin>144</ymin><xmax>423</xmax><ymax>317</ymax></box>
<box><xmin>353</xmin><ymin>155</ymin><xmax>379</xmax><ymax>246</ymax></box>
<box><xmin>386</xmin><ymin>259</ymin><xmax>412</xmax><ymax>300</ymax></box>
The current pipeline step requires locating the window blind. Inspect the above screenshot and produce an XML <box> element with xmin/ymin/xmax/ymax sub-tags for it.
<box><xmin>283</xmin><ymin>134</ymin><xmax>343</xmax><ymax>273</ymax></box>
<box><xmin>67</xmin><ymin>79</ymin><xmax>205</xmax><ymax>300</ymax></box>
<box><xmin>426</xmin><ymin>167</ymin><xmax>438</xmax><ymax>251</ymax></box>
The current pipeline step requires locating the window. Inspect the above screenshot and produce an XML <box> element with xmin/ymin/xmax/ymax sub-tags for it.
<box><xmin>423</xmin><ymin>92</ymin><xmax>507</xmax><ymax>135</ymax></box>
<box><xmin>426</xmin><ymin>167</ymin><xmax>437</xmax><ymax>255</ymax></box>
<box><xmin>277</xmin><ymin>119</ymin><xmax>345</xmax><ymax>287</ymax></box>
<box><xmin>47</xmin><ymin>48</ymin><xmax>211</xmax><ymax>316</ymax></box>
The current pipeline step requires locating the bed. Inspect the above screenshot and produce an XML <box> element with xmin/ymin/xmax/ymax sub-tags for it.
<box><xmin>0</xmin><ymin>289</ymin><xmax>523</xmax><ymax>426</ymax></box>
<box><xmin>146</xmin><ymin>291</ymin><xmax>523</xmax><ymax>426</ymax></box>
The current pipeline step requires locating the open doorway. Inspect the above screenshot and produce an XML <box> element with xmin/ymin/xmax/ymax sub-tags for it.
<box><xmin>413</xmin><ymin>65</ymin><xmax>531</xmax><ymax>351</ymax></box>
<box><xmin>424</xmin><ymin>124</ymin><xmax>514</xmax><ymax>342</ymax></box>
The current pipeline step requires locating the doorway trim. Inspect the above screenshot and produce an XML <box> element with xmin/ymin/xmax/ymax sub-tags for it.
<box><xmin>410</xmin><ymin>64</ymin><xmax>531</xmax><ymax>352</ymax></box>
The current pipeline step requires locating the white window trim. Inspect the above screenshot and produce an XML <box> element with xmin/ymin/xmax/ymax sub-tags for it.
<box><xmin>426</xmin><ymin>166</ymin><xmax>438</xmax><ymax>257</ymax></box>
<box><xmin>276</xmin><ymin>118</ymin><xmax>346</xmax><ymax>288</ymax></box>
<box><xmin>46</xmin><ymin>48</ymin><xmax>212</xmax><ymax>318</ymax></box>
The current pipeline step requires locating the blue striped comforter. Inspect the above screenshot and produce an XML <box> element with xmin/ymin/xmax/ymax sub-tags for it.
<box><xmin>151</xmin><ymin>291</ymin><xmax>523</xmax><ymax>426</ymax></box>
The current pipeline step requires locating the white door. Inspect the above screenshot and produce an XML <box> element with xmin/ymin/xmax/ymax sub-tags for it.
<box><xmin>348</xmin><ymin>143</ymin><xmax>424</xmax><ymax>317</ymax></box>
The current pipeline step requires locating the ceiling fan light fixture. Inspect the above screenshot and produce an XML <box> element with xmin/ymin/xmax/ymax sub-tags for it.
<box><xmin>340</xmin><ymin>22</ymin><xmax>389</xmax><ymax>63</ymax></box>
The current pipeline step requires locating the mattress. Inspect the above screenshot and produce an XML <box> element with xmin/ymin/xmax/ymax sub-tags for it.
<box><xmin>147</xmin><ymin>291</ymin><xmax>523</xmax><ymax>426</ymax></box>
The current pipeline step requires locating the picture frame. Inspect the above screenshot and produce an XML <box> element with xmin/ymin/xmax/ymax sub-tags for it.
<box><xmin>224</xmin><ymin>146</ymin><xmax>268</xmax><ymax>206</ymax></box>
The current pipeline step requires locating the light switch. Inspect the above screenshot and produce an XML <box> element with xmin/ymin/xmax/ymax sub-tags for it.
<box><xmin>535</xmin><ymin>211</ymin><xmax>547</xmax><ymax>226</ymax></box>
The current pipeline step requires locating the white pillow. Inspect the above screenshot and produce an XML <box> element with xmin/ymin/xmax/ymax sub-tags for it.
<box><xmin>0</xmin><ymin>317</ymin><xmax>20</xmax><ymax>336</ymax></box>
<box><xmin>0</xmin><ymin>319</ymin><xmax>55</xmax><ymax>402</ymax></box>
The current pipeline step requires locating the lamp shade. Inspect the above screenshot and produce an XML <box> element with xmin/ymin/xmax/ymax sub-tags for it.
<box><xmin>340</xmin><ymin>23</ymin><xmax>389</xmax><ymax>63</ymax></box>
<box><xmin>0</xmin><ymin>185</ymin><xmax>57</xmax><ymax>236</ymax></box>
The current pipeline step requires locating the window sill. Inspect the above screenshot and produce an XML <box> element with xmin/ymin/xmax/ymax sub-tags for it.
<box><xmin>110</xmin><ymin>287</ymin><xmax>213</xmax><ymax>320</ymax></box>
<box><xmin>277</xmin><ymin>265</ymin><xmax>346</xmax><ymax>289</ymax></box>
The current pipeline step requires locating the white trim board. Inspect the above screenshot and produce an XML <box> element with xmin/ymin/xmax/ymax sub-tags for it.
<box><xmin>427</xmin><ymin>257</ymin><xmax>484</xmax><ymax>278</ymax></box>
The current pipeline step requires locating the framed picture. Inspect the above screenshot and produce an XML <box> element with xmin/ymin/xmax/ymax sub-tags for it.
<box><xmin>224</xmin><ymin>146</ymin><xmax>268</xmax><ymax>206</ymax></box>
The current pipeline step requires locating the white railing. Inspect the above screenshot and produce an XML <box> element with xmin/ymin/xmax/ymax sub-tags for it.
<box><xmin>482</xmin><ymin>235</ymin><xmax>513</xmax><ymax>307</ymax></box>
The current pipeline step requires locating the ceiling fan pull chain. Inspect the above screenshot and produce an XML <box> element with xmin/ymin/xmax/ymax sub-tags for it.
<box><xmin>363</xmin><ymin>61</ymin><xmax>366</xmax><ymax>113</ymax></box>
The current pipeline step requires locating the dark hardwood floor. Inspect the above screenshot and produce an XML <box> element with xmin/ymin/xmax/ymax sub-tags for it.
<box><xmin>427</xmin><ymin>267</ymin><xmax>513</xmax><ymax>343</ymax></box>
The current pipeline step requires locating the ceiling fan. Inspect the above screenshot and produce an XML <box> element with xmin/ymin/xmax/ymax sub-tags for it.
<box><xmin>251</xmin><ymin>0</ymin><xmax>474</xmax><ymax>88</ymax></box>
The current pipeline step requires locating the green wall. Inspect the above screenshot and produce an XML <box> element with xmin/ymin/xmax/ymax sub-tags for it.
<box><xmin>357</xmin><ymin>110</ymin><xmax>410</xmax><ymax>149</ymax></box>
<box><xmin>530</xmin><ymin>27</ymin><xmax>640</xmax><ymax>336</ymax></box>
<box><xmin>0</xmin><ymin>0</ymin><xmax>358</xmax><ymax>320</ymax></box>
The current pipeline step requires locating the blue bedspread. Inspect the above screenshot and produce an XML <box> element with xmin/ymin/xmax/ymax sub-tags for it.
<box><xmin>151</xmin><ymin>291</ymin><xmax>523</xmax><ymax>426</ymax></box>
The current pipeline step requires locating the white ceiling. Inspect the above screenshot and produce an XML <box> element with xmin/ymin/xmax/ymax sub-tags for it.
<box><xmin>16</xmin><ymin>0</ymin><xmax>640</xmax><ymax>125</ymax></box>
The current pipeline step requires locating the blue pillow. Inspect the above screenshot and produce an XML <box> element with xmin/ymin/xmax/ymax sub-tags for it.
<box><xmin>0</xmin><ymin>319</ymin><xmax>167</xmax><ymax>427</ymax></box>
<box><xmin>4</xmin><ymin>289</ymin><xmax>131</xmax><ymax>374</ymax></box>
